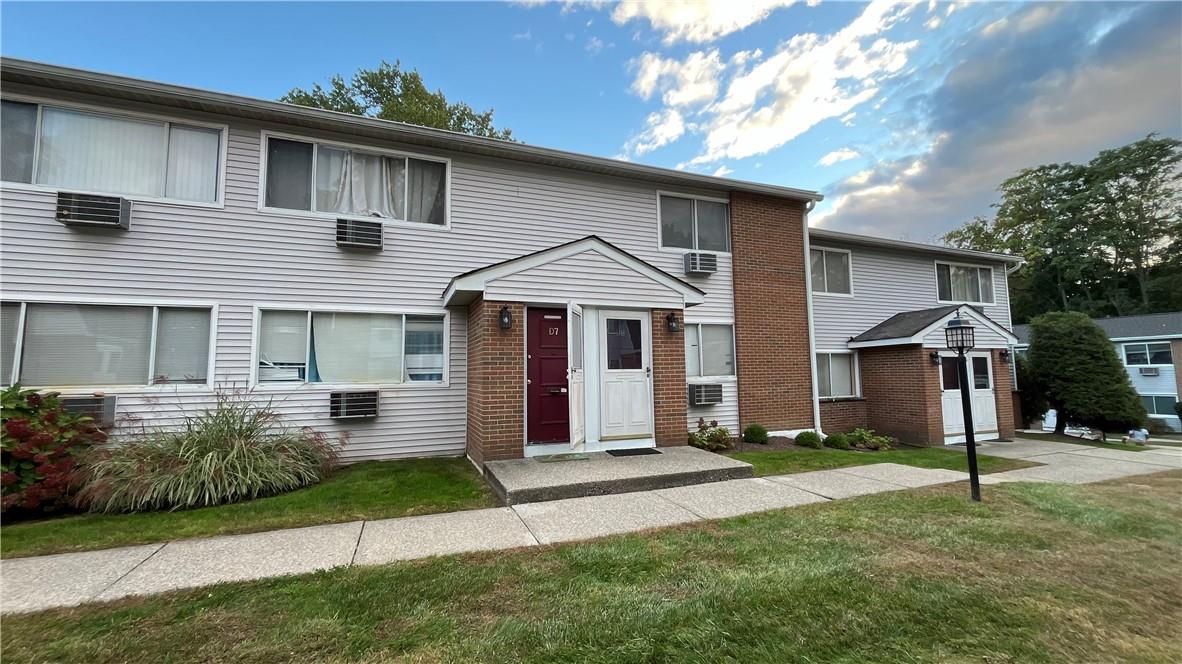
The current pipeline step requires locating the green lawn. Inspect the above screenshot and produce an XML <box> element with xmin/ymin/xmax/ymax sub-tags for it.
<box><xmin>4</xmin><ymin>472</ymin><xmax>1179</xmax><ymax>663</ymax></box>
<box><xmin>1017</xmin><ymin>430</ymin><xmax>1151</xmax><ymax>451</ymax></box>
<box><xmin>1</xmin><ymin>457</ymin><xmax>496</xmax><ymax>560</ymax></box>
<box><xmin>728</xmin><ymin>445</ymin><xmax>1038</xmax><ymax>477</ymax></box>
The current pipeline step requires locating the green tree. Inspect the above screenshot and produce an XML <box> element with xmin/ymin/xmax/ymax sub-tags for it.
<box><xmin>1026</xmin><ymin>312</ymin><xmax>1145</xmax><ymax>436</ymax></box>
<box><xmin>1014</xmin><ymin>355</ymin><xmax>1047</xmax><ymax>429</ymax></box>
<box><xmin>282</xmin><ymin>61</ymin><xmax>514</xmax><ymax>140</ymax></box>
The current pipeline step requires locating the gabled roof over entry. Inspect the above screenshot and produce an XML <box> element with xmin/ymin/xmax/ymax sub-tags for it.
<box><xmin>847</xmin><ymin>304</ymin><xmax>1018</xmax><ymax>349</ymax></box>
<box><xmin>442</xmin><ymin>236</ymin><xmax>706</xmax><ymax>308</ymax></box>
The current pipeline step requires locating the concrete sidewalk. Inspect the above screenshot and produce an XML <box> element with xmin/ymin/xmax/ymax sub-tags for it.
<box><xmin>3</xmin><ymin>438</ymin><xmax>1178</xmax><ymax>614</ymax></box>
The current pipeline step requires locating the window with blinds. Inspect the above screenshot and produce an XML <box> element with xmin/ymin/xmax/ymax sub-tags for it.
<box><xmin>1</xmin><ymin>302</ymin><xmax>212</xmax><ymax>387</ymax></box>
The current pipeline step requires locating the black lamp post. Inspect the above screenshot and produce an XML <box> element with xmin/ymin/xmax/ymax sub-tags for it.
<box><xmin>945</xmin><ymin>316</ymin><xmax>982</xmax><ymax>502</ymax></box>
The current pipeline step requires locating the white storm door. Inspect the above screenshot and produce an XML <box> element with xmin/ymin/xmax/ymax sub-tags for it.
<box><xmin>941</xmin><ymin>352</ymin><xmax>999</xmax><ymax>443</ymax></box>
<box><xmin>568</xmin><ymin>303</ymin><xmax>586</xmax><ymax>448</ymax></box>
<box><xmin>600</xmin><ymin>310</ymin><xmax>652</xmax><ymax>440</ymax></box>
<box><xmin>968</xmin><ymin>354</ymin><xmax>998</xmax><ymax>433</ymax></box>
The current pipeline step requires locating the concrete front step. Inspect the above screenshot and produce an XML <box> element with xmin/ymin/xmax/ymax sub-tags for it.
<box><xmin>483</xmin><ymin>446</ymin><xmax>754</xmax><ymax>505</ymax></box>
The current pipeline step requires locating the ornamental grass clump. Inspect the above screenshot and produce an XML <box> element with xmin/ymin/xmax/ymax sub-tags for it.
<box><xmin>78</xmin><ymin>392</ymin><xmax>338</xmax><ymax>513</ymax></box>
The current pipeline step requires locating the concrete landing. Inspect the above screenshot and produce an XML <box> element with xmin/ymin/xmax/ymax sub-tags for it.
<box><xmin>483</xmin><ymin>446</ymin><xmax>754</xmax><ymax>504</ymax></box>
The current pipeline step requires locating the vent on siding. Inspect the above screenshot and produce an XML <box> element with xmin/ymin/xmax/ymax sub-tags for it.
<box><xmin>329</xmin><ymin>391</ymin><xmax>380</xmax><ymax>418</ymax></box>
<box><xmin>1139</xmin><ymin>367</ymin><xmax>1160</xmax><ymax>376</ymax></box>
<box><xmin>687</xmin><ymin>383</ymin><xmax>724</xmax><ymax>406</ymax></box>
<box><xmin>55</xmin><ymin>192</ymin><xmax>132</xmax><ymax>229</ymax></box>
<box><xmin>683</xmin><ymin>252</ymin><xmax>718</xmax><ymax>275</ymax></box>
<box><xmin>336</xmin><ymin>218</ymin><xmax>384</xmax><ymax>249</ymax></box>
<box><xmin>60</xmin><ymin>395</ymin><xmax>118</xmax><ymax>428</ymax></box>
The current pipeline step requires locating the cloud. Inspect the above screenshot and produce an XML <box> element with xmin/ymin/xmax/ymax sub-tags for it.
<box><xmin>586</xmin><ymin>36</ymin><xmax>605</xmax><ymax>54</ymax></box>
<box><xmin>629</xmin><ymin>50</ymin><xmax>724</xmax><ymax>107</ymax></box>
<box><xmin>512</xmin><ymin>28</ymin><xmax>532</xmax><ymax>40</ymax></box>
<box><xmin>612</xmin><ymin>0</ymin><xmax>801</xmax><ymax>44</ymax></box>
<box><xmin>818</xmin><ymin>148</ymin><xmax>860</xmax><ymax>166</ymax></box>
<box><xmin>622</xmin><ymin>108</ymin><xmax>687</xmax><ymax>156</ymax></box>
<box><xmin>817</xmin><ymin>2</ymin><xmax>1182</xmax><ymax>241</ymax></box>
<box><xmin>840</xmin><ymin>112</ymin><xmax>857</xmax><ymax>126</ymax></box>
<box><xmin>712</xmin><ymin>165</ymin><xmax>734</xmax><ymax>177</ymax></box>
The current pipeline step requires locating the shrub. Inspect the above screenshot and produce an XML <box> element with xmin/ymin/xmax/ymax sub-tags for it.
<box><xmin>823</xmin><ymin>432</ymin><xmax>851</xmax><ymax>450</ymax></box>
<box><xmin>847</xmin><ymin>428</ymin><xmax>894</xmax><ymax>451</ymax></box>
<box><xmin>2</xmin><ymin>385</ymin><xmax>107</xmax><ymax>515</ymax></box>
<box><xmin>77</xmin><ymin>392</ymin><xmax>338</xmax><ymax>513</ymax></box>
<box><xmin>794</xmin><ymin>431</ymin><xmax>823</xmax><ymax>449</ymax></box>
<box><xmin>688</xmin><ymin>418</ymin><xmax>733</xmax><ymax>451</ymax></box>
<box><xmin>742</xmin><ymin>424</ymin><xmax>769</xmax><ymax>445</ymax></box>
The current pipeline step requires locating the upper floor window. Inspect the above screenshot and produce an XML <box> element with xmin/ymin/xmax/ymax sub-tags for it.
<box><xmin>936</xmin><ymin>262</ymin><xmax>994</xmax><ymax>304</ymax></box>
<box><xmin>684</xmin><ymin>323</ymin><xmax>735</xmax><ymax>378</ymax></box>
<box><xmin>810</xmin><ymin>248</ymin><xmax>851</xmax><ymax>295</ymax></box>
<box><xmin>1</xmin><ymin>302</ymin><xmax>212</xmax><ymax>387</ymax></box>
<box><xmin>1</xmin><ymin>100</ymin><xmax>222</xmax><ymax>203</ymax></box>
<box><xmin>1124</xmin><ymin>342</ymin><xmax>1172</xmax><ymax>366</ymax></box>
<box><xmin>262</xmin><ymin>135</ymin><xmax>447</xmax><ymax>226</ymax></box>
<box><xmin>659</xmin><ymin>194</ymin><xmax>729</xmax><ymax>252</ymax></box>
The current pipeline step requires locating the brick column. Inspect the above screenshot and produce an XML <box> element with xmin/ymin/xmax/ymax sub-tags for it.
<box><xmin>860</xmin><ymin>345</ymin><xmax>944</xmax><ymax>444</ymax></box>
<box><xmin>729</xmin><ymin>192</ymin><xmax>814</xmax><ymax>432</ymax></box>
<box><xmin>651</xmin><ymin>308</ymin><xmax>688</xmax><ymax>446</ymax></box>
<box><xmin>992</xmin><ymin>349</ymin><xmax>1016</xmax><ymax>440</ymax></box>
<box><xmin>466</xmin><ymin>298</ymin><xmax>525</xmax><ymax>465</ymax></box>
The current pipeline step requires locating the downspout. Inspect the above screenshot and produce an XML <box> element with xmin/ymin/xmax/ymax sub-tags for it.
<box><xmin>802</xmin><ymin>200</ymin><xmax>823</xmax><ymax>435</ymax></box>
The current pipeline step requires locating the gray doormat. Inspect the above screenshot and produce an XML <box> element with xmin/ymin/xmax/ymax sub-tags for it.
<box><xmin>606</xmin><ymin>448</ymin><xmax>662</xmax><ymax>457</ymax></box>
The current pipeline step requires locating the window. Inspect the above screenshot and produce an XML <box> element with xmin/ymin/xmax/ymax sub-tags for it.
<box><xmin>1</xmin><ymin>302</ymin><xmax>212</xmax><ymax>387</ymax></box>
<box><xmin>659</xmin><ymin>194</ymin><xmax>729</xmax><ymax>252</ymax></box>
<box><xmin>816</xmin><ymin>352</ymin><xmax>857</xmax><ymax>398</ymax></box>
<box><xmin>1124</xmin><ymin>342</ymin><xmax>1173</xmax><ymax>366</ymax></box>
<box><xmin>605</xmin><ymin>318</ymin><xmax>643</xmax><ymax>370</ymax></box>
<box><xmin>685</xmin><ymin>324</ymin><xmax>735</xmax><ymax>378</ymax></box>
<box><xmin>936</xmin><ymin>262</ymin><xmax>995</xmax><ymax>304</ymax></box>
<box><xmin>810</xmin><ymin>248</ymin><xmax>851</xmax><ymax>294</ymax></box>
<box><xmin>257</xmin><ymin>310</ymin><xmax>445</xmax><ymax>384</ymax></box>
<box><xmin>941</xmin><ymin>359</ymin><xmax>960</xmax><ymax>391</ymax></box>
<box><xmin>972</xmin><ymin>356</ymin><xmax>991</xmax><ymax>389</ymax></box>
<box><xmin>1141</xmin><ymin>395</ymin><xmax>1179</xmax><ymax>417</ymax></box>
<box><xmin>263</xmin><ymin>135</ymin><xmax>447</xmax><ymax>225</ymax></box>
<box><xmin>0</xmin><ymin>101</ymin><xmax>222</xmax><ymax>203</ymax></box>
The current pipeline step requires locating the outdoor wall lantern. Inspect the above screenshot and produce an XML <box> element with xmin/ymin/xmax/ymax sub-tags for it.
<box><xmin>929</xmin><ymin>351</ymin><xmax>942</xmax><ymax>366</ymax></box>
<box><xmin>999</xmin><ymin>349</ymin><xmax>1011</xmax><ymax>363</ymax></box>
<box><xmin>944</xmin><ymin>315</ymin><xmax>982</xmax><ymax>502</ymax></box>
<box><xmin>665</xmin><ymin>312</ymin><xmax>682</xmax><ymax>333</ymax></box>
<box><xmin>499</xmin><ymin>306</ymin><xmax>513</xmax><ymax>330</ymax></box>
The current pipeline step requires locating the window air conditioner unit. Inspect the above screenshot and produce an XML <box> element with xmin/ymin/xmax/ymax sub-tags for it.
<box><xmin>1139</xmin><ymin>367</ymin><xmax>1160</xmax><ymax>376</ymax></box>
<box><xmin>55</xmin><ymin>192</ymin><xmax>132</xmax><ymax>229</ymax></box>
<box><xmin>687</xmin><ymin>383</ymin><xmax>724</xmax><ymax>407</ymax></box>
<box><xmin>59</xmin><ymin>395</ymin><xmax>118</xmax><ymax>428</ymax></box>
<box><xmin>329</xmin><ymin>391</ymin><xmax>380</xmax><ymax>418</ymax></box>
<box><xmin>336</xmin><ymin>218</ymin><xmax>383</xmax><ymax>249</ymax></box>
<box><xmin>683</xmin><ymin>252</ymin><xmax>718</xmax><ymax>275</ymax></box>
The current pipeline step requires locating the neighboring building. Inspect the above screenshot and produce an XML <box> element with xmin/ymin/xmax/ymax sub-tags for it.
<box><xmin>0</xmin><ymin>59</ymin><xmax>1022</xmax><ymax>469</ymax></box>
<box><xmin>1014</xmin><ymin>312</ymin><xmax>1182</xmax><ymax>432</ymax></box>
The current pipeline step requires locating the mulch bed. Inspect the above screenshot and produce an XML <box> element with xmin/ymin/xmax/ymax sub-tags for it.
<box><xmin>725</xmin><ymin>436</ymin><xmax>812</xmax><ymax>453</ymax></box>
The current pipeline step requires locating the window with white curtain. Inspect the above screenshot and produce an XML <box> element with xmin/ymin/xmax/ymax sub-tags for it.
<box><xmin>936</xmin><ymin>262</ymin><xmax>995</xmax><ymax>304</ymax></box>
<box><xmin>659</xmin><ymin>194</ymin><xmax>730</xmax><ymax>252</ymax></box>
<box><xmin>685</xmin><ymin>323</ymin><xmax>736</xmax><ymax>378</ymax></box>
<box><xmin>263</xmin><ymin>135</ymin><xmax>448</xmax><ymax>226</ymax></box>
<box><xmin>257</xmin><ymin>310</ymin><xmax>446</xmax><ymax>384</ymax></box>
<box><xmin>810</xmin><ymin>248</ymin><xmax>851</xmax><ymax>294</ymax></box>
<box><xmin>0</xmin><ymin>101</ymin><xmax>222</xmax><ymax>203</ymax></box>
<box><xmin>2</xmin><ymin>302</ymin><xmax>212</xmax><ymax>387</ymax></box>
<box><xmin>817</xmin><ymin>352</ymin><xmax>857</xmax><ymax>398</ymax></box>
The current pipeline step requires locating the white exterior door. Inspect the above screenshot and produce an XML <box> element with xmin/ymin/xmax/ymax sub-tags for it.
<box><xmin>568</xmin><ymin>303</ymin><xmax>585</xmax><ymax>448</ymax></box>
<box><xmin>940</xmin><ymin>352</ymin><xmax>999</xmax><ymax>444</ymax></box>
<box><xmin>599</xmin><ymin>310</ymin><xmax>653</xmax><ymax>440</ymax></box>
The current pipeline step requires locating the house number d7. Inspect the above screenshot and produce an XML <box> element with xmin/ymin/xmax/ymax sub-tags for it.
<box><xmin>549</xmin><ymin>327</ymin><xmax>560</xmax><ymax>335</ymax></box>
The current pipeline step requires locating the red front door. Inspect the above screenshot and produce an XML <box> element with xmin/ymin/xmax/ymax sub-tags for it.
<box><xmin>527</xmin><ymin>308</ymin><xmax>570</xmax><ymax>444</ymax></box>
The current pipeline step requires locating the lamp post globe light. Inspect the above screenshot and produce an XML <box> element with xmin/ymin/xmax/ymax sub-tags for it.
<box><xmin>945</xmin><ymin>316</ymin><xmax>982</xmax><ymax>502</ymax></box>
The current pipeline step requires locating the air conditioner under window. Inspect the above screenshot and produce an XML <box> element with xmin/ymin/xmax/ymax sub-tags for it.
<box><xmin>688</xmin><ymin>383</ymin><xmax>724</xmax><ymax>407</ymax></box>
<box><xmin>329</xmin><ymin>391</ymin><xmax>380</xmax><ymax>418</ymax></box>
<box><xmin>60</xmin><ymin>395</ymin><xmax>118</xmax><ymax>428</ymax></box>
<box><xmin>336</xmin><ymin>218</ymin><xmax>383</xmax><ymax>249</ymax></box>
<box><xmin>1139</xmin><ymin>367</ymin><xmax>1160</xmax><ymax>376</ymax></box>
<box><xmin>683</xmin><ymin>252</ymin><xmax>718</xmax><ymax>275</ymax></box>
<box><xmin>55</xmin><ymin>192</ymin><xmax>132</xmax><ymax>229</ymax></box>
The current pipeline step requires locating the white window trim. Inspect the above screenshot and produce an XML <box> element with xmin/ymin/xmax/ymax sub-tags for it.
<box><xmin>655</xmin><ymin>190</ymin><xmax>732</xmax><ymax>255</ymax></box>
<box><xmin>684</xmin><ymin>320</ymin><xmax>737</xmax><ymax>382</ymax></box>
<box><xmin>810</xmin><ymin>245</ymin><xmax>854</xmax><ymax>297</ymax></box>
<box><xmin>934</xmin><ymin>260</ymin><xmax>996</xmax><ymax>305</ymax></box>
<box><xmin>256</xmin><ymin>130</ymin><xmax>452</xmax><ymax>230</ymax></box>
<box><xmin>816</xmin><ymin>350</ymin><xmax>860</xmax><ymax>399</ymax></box>
<box><xmin>2</xmin><ymin>297</ymin><xmax>218</xmax><ymax>392</ymax></box>
<box><xmin>250</xmin><ymin>304</ymin><xmax>450</xmax><ymax>390</ymax></box>
<box><xmin>1123</xmin><ymin>342</ymin><xmax>1174</xmax><ymax>367</ymax></box>
<box><xmin>0</xmin><ymin>93</ymin><xmax>229</xmax><ymax>209</ymax></box>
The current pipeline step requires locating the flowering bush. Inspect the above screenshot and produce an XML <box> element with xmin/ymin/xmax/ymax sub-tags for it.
<box><xmin>1</xmin><ymin>385</ymin><xmax>107</xmax><ymax>514</ymax></box>
<box><xmin>689</xmin><ymin>418</ymin><xmax>733</xmax><ymax>451</ymax></box>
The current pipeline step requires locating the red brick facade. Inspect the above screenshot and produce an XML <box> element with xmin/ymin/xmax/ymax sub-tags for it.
<box><xmin>729</xmin><ymin>192</ymin><xmax>814</xmax><ymax>432</ymax></box>
<box><xmin>466</xmin><ymin>299</ymin><xmax>525</xmax><ymax>465</ymax></box>
<box><xmin>819</xmin><ymin>398</ymin><xmax>868</xmax><ymax>434</ymax></box>
<box><xmin>990</xmin><ymin>349</ymin><xmax>1016</xmax><ymax>440</ymax></box>
<box><xmin>652</xmin><ymin>309</ymin><xmax>688</xmax><ymax>446</ymax></box>
<box><xmin>859</xmin><ymin>345</ymin><xmax>946</xmax><ymax>445</ymax></box>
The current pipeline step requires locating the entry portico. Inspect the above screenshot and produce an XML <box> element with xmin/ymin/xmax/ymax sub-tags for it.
<box><xmin>446</xmin><ymin>236</ymin><xmax>705</xmax><ymax>466</ymax></box>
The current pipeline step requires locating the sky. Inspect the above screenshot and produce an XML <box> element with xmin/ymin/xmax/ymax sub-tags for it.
<box><xmin>2</xmin><ymin>1</ymin><xmax>1179</xmax><ymax>242</ymax></box>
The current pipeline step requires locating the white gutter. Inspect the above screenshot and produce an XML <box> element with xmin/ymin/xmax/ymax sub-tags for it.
<box><xmin>802</xmin><ymin>200</ymin><xmax>823</xmax><ymax>436</ymax></box>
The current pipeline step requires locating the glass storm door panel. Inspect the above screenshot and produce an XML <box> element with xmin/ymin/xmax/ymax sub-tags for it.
<box><xmin>600</xmin><ymin>310</ymin><xmax>652</xmax><ymax>440</ymax></box>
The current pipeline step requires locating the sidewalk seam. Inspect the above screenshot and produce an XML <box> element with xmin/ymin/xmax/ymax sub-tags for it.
<box><xmin>349</xmin><ymin>521</ymin><xmax>367</xmax><ymax>566</ymax></box>
<box><xmin>649</xmin><ymin>488</ymin><xmax>709</xmax><ymax>520</ymax></box>
<box><xmin>508</xmin><ymin>507</ymin><xmax>544</xmax><ymax>548</ymax></box>
<box><xmin>92</xmin><ymin>542</ymin><xmax>165</xmax><ymax>601</ymax></box>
